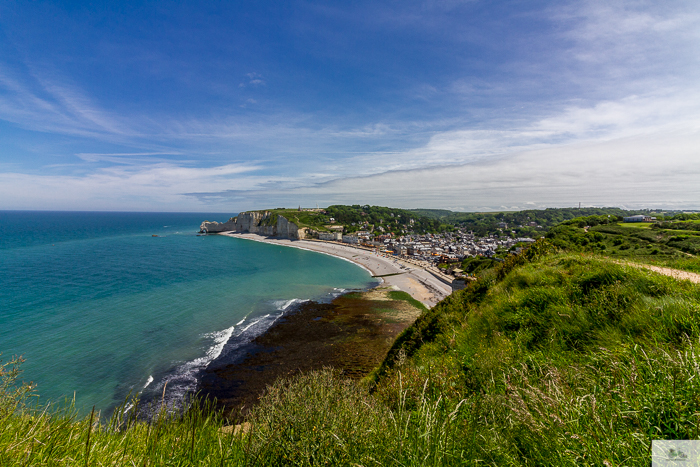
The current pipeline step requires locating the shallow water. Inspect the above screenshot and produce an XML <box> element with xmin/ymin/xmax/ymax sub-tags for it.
<box><xmin>0</xmin><ymin>211</ymin><xmax>377</xmax><ymax>416</ymax></box>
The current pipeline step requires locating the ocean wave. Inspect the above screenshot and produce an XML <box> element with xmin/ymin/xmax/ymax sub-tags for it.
<box><xmin>272</xmin><ymin>298</ymin><xmax>305</xmax><ymax>311</ymax></box>
<box><xmin>143</xmin><ymin>375</ymin><xmax>154</xmax><ymax>389</ymax></box>
<box><xmin>241</xmin><ymin>317</ymin><xmax>262</xmax><ymax>332</ymax></box>
<box><xmin>202</xmin><ymin>325</ymin><xmax>236</xmax><ymax>361</ymax></box>
<box><xmin>137</xmin><ymin>300</ymin><xmax>305</xmax><ymax>419</ymax></box>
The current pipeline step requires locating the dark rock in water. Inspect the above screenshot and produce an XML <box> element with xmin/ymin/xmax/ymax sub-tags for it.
<box><xmin>198</xmin><ymin>289</ymin><xmax>422</xmax><ymax>421</ymax></box>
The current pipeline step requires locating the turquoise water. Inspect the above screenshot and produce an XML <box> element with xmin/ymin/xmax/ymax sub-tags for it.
<box><xmin>0</xmin><ymin>211</ymin><xmax>376</xmax><ymax>416</ymax></box>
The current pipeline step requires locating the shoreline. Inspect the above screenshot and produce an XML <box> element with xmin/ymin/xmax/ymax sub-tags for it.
<box><xmin>221</xmin><ymin>232</ymin><xmax>453</xmax><ymax>308</ymax></box>
<box><xmin>195</xmin><ymin>231</ymin><xmax>455</xmax><ymax>419</ymax></box>
<box><xmin>199</xmin><ymin>285</ymin><xmax>426</xmax><ymax>420</ymax></box>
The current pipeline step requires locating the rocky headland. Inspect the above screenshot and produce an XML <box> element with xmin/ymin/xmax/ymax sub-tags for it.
<box><xmin>200</xmin><ymin>211</ymin><xmax>307</xmax><ymax>239</ymax></box>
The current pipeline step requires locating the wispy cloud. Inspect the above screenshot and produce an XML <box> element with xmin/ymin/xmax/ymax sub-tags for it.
<box><xmin>239</xmin><ymin>72</ymin><xmax>266</xmax><ymax>88</ymax></box>
<box><xmin>231</xmin><ymin>128</ymin><xmax>700</xmax><ymax>211</ymax></box>
<box><xmin>550</xmin><ymin>0</ymin><xmax>700</xmax><ymax>93</ymax></box>
<box><xmin>75</xmin><ymin>152</ymin><xmax>187</xmax><ymax>164</ymax></box>
<box><xmin>0</xmin><ymin>162</ymin><xmax>265</xmax><ymax>211</ymax></box>
<box><xmin>0</xmin><ymin>68</ymin><xmax>143</xmax><ymax>140</ymax></box>
<box><xmin>176</xmin><ymin>79</ymin><xmax>700</xmax><ymax>210</ymax></box>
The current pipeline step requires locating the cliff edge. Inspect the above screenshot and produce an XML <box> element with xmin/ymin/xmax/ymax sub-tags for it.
<box><xmin>200</xmin><ymin>211</ymin><xmax>307</xmax><ymax>239</ymax></box>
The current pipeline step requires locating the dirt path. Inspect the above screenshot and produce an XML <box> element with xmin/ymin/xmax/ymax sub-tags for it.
<box><xmin>621</xmin><ymin>261</ymin><xmax>700</xmax><ymax>284</ymax></box>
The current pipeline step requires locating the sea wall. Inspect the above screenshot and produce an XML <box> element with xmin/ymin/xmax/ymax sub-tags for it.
<box><xmin>200</xmin><ymin>212</ymin><xmax>306</xmax><ymax>239</ymax></box>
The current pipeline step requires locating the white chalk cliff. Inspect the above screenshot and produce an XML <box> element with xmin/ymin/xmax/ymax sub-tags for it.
<box><xmin>200</xmin><ymin>211</ymin><xmax>307</xmax><ymax>239</ymax></box>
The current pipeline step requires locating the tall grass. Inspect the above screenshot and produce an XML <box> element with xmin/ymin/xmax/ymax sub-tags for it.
<box><xmin>0</xmin><ymin>356</ymin><xmax>251</xmax><ymax>465</ymax></box>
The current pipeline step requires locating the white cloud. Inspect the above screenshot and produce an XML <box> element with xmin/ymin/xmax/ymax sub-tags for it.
<box><xmin>0</xmin><ymin>163</ymin><xmax>265</xmax><ymax>211</ymax></box>
<box><xmin>551</xmin><ymin>0</ymin><xmax>700</xmax><ymax>88</ymax></box>
<box><xmin>75</xmin><ymin>152</ymin><xmax>187</xmax><ymax>164</ymax></box>
<box><xmin>6</xmin><ymin>81</ymin><xmax>697</xmax><ymax>212</ymax></box>
<box><xmin>282</xmin><ymin>128</ymin><xmax>700</xmax><ymax>210</ymax></box>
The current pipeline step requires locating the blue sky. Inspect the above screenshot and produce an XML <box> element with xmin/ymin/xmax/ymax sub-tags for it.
<box><xmin>1</xmin><ymin>0</ymin><xmax>699</xmax><ymax>212</ymax></box>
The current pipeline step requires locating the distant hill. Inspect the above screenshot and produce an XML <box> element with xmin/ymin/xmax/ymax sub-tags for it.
<box><xmin>253</xmin><ymin>206</ymin><xmax>685</xmax><ymax>239</ymax></box>
<box><xmin>410</xmin><ymin>207</ymin><xmax>669</xmax><ymax>237</ymax></box>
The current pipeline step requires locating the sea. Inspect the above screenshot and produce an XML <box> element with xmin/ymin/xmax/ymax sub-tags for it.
<box><xmin>0</xmin><ymin>211</ymin><xmax>377</xmax><ymax>417</ymax></box>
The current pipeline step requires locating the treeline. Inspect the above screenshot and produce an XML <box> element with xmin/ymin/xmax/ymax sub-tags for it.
<box><xmin>325</xmin><ymin>205</ymin><xmax>442</xmax><ymax>235</ymax></box>
<box><xmin>259</xmin><ymin>206</ymin><xmax>696</xmax><ymax>239</ymax></box>
<box><xmin>667</xmin><ymin>213</ymin><xmax>700</xmax><ymax>221</ymax></box>
<box><xmin>410</xmin><ymin>207</ymin><xmax>654</xmax><ymax>237</ymax></box>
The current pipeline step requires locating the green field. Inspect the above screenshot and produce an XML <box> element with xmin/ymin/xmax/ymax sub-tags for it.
<box><xmin>616</xmin><ymin>221</ymin><xmax>653</xmax><ymax>228</ymax></box>
<box><xmin>544</xmin><ymin>215</ymin><xmax>700</xmax><ymax>273</ymax></box>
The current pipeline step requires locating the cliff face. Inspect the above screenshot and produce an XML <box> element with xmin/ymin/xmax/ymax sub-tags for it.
<box><xmin>200</xmin><ymin>212</ymin><xmax>307</xmax><ymax>239</ymax></box>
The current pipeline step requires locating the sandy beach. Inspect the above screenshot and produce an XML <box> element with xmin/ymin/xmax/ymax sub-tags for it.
<box><xmin>221</xmin><ymin>232</ymin><xmax>454</xmax><ymax>308</ymax></box>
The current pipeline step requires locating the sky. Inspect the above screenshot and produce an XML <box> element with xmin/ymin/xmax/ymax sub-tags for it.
<box><xmin>0</xmin><ymin>0</ymin><xmax>699</xmax><ymax>212</ymax></box>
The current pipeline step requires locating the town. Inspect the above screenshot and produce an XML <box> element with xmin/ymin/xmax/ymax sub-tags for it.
<box><xmin>311</xmin><ymin>211</ymin><xmax>536</xmax><ymax>279</ymax></box>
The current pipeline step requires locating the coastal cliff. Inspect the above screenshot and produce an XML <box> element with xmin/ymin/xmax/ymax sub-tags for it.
<box><xmin>200</xmin><ymin>211</ymin><xmax>307</xmax><ymax>239</ymax></box>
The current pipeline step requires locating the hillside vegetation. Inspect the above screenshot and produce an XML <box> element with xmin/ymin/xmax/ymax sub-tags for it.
<box><xmin>253</xmin><ymin>206</ymin><xmax>694</xmax><ymax>239</ymax></box>
<box><xmin>325</xmin><ymin>205</ymin><xmax>443</xmax><ymax>234</ymax></box>
<box><xmin>411</xmin><ymin>207</ymin><xmax>658</xmax><ymax>237</ymax></box>
<box><xmin>547</xmin><ymin>214</ymin><xmax>700</xmax><ymax>273</ymax></box>
<box><xmin>250</xmin><ymin>205</ymin><xmax>443</xmax><ymax>235</ymax></box>
<box><xmin>4</xmin><ymin>236</ymin><xmax>700</xmax><ymax>465</ymax></box>
<box><xmin>250</xmin><ymin>208</ymin><xmax>336</xmax><ymax>232</ymax></box>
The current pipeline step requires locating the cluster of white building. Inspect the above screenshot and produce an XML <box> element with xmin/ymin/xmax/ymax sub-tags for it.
<box><xmin>382</xmin><ymin>231</ymin><xmax>536</xmax><ymax>263</ymax></box>
<box><xmin>315</xmin><ymin>227</ymin><xmax>535</xmax><ymax>265</ymax></box>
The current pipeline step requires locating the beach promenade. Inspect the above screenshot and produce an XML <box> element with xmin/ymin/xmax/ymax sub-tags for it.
<box><xmin>222</xmin><ymin>232</ymin><xmax>453</xmax><ymax>308</ymax></box>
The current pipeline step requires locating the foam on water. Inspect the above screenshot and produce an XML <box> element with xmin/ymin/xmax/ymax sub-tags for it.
<box><xmin>153</xmin><ymin>325</ymin><xmax>238</xmax><ymax>398</ymax></box>
<box><xmin>203</xmin><ymin>325</ymin><xmax>236</xmax><ymax>362</ymax></box>
<box><xmin>241</xmin><ymin>317</ymin><xmax>264</xmax><ymax>333</ymax></box>
<box><xmin>143</xmin><ymin>375</ymin><xmax>154</xmax><ymax>389</ymax></box>
<box><xmin>139</xmin><ymin>299</ymin><xmax>308</xmax><ymax>417</ymax></box>
<box><xmin>273</xmin><ymin>298</ymin><xmax>306</xmax><ymax>311</ymax></box>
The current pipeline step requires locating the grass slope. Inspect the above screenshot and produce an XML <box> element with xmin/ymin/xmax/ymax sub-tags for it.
<box><xmin>3</xmin><ymin>242</ymin><xmax>700</xmax><ymax>465</ymax></box>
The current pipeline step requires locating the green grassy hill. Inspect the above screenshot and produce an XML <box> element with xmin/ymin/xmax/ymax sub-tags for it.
<box><xmin>546</xmin><ymin>214</ymin><xmax>700</xmax><ymax>273</ymax></box>
<box><xmin>3</xmin><ymin>237</ymin><xmax>700</xmax><ymax>464</ymax></box>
